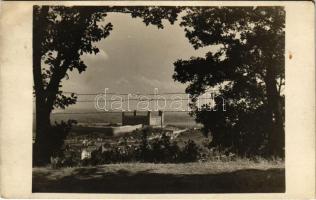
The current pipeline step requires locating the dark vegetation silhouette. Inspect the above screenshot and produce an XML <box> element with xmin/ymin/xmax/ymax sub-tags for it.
<box><xmin>33</xmin><ymin>6</ymin><xmax>285</xmax><ymax>165</ymax></box>
<box><xmin>173</xmin><ymin>7</ymin><xmax>285</xmax><ymax>158</ymax></box>
<box><xmin>33</xmin><ymin>6</ymin><xmax>181</xmax><ymax>165</ymax></box>
<box><xmin>87</xmin><ymin>128</ymin><xmax>202</xmax><ymax>165</ymax></box>
<box><xmin>45</xmin><ymin>127</ymin><xmax>206</xmax><ymax>167</ymax></box>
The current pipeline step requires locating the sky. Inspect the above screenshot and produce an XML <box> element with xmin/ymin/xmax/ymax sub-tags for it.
<box><xmin>62</xmin><ymin>12</ymin><xmax>215</xmax><ymax>95</ymax></box>
<box><xmin>58</xmin><ymin>12</ymin><xmax>216</xmax><ymax>111</ymax></box>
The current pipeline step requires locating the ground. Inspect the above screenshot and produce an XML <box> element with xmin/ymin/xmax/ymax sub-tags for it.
<box><xmin>33</xmin><ymin>125</ymin><xmax>285</xmax><ymax>193</ymax></box>
<box><xmin>33</xmin><ymin>160</ymin><xmax>285</xmax><ymax>193</ymax></box>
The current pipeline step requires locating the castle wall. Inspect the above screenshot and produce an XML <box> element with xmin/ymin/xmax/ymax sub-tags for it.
<box><xmin>122</xmin><ymin>111</ymin><xmax>164</xmax><ymax>127</ymax></box>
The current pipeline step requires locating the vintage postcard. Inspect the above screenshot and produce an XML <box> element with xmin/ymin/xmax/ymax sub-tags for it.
<box><xmin>0</xmin><ymin>1</ymin><xmax>315</xmax><ymax>199</ymax></box>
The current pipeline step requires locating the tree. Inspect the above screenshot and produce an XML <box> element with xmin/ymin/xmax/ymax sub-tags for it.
<box><xmin>33</xmin><ymin>6</ymin><xmax>181</xmax><ymax>165</ymax></box>
<box><xmin>173</xmin><ymin>7</ymin><xmax>285</xmax><ymax>157</ymax></box>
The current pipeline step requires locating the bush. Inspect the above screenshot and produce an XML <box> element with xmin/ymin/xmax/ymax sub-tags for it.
<box><xmin>150</xmin><ymin>133</ymin><xmax>170</xmax><ymax>162</ymax></box>
<box><xmin>90</xmin><ymin>146</ymin><xmax>104</xmax><ymax>165</ymax></box>
<box><xmin>169</xmin><ymin>141</ymin><xmax>181</xmax><ymax>162</ymax></box>
<box><xmin>50</xmin><ymin>120</ymin><xmax>77</xmax><ymax>158</ymax></box>
<box><xmin>135</xmin><ymin>130</ymin><xmax>201</xmax><ymax>163</ymax></box>
<box><xmin>93</xmin><ymin>135</ymin><xmax>202</xmax><ymax>164</ymax></box>
<box><xmin>62</xmin><ymin>150</ymin><xmax>81</xmax><ymax>167</ymax></box>
<box><xmin>137</xmin><ymin>128</ymin><xmax>151</xmax><ymax>162</ymax></box>
<box><xmin>56</xmin><ymin>128</ymin><xmax>209</xmax><ymax>166</ymax></box>
<box><xmin>179</xmin><ymin>140</ymin><xmax>201</xmax><ymax>162</ymax></box>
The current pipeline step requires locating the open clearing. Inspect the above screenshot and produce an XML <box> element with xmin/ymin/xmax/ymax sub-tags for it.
<box><xmin>33</xmin><ymin>160</ymin><xmax>285</xmax><ymax>193</ymax></box>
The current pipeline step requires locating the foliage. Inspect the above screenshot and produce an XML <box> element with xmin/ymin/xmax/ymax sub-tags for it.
<box><xmin>50</xmin><ymin>120</ymin><xmax>77</xmax><ymax>156</ymax></box>
<box><xmin>138</xmin><ymin>127</ymin><xmax>152</xmax><ymax>162</ymax></box>
<box><xmin>34</xmin><ymin>6</ymin><xmax>286</xmax><ymax>165</ymax></box>
<box><xmin>33</xmin><ymin>119</ymin><xmax>76</xmax><ymax>165</ymax></box>
<box><xmin>62</xmin><ymin>149</ymin><xmax>82</xmax><ymax>167</ymax></box>
<box><xmin>116</xmin><ymin>6</ymin><xmax>181</xmax><ymax>29</ymax></box>
<box><xmin>173</xmin><ymin>7</ymin><xmax>285</xmax><ymax>157</ymax></box>
<box><xmin>112</xmin><ymin>131</ymin><xmax>200</xmax><ymax>163</ymax></box>
<box><xmin>53</xmin><ymin>129</ymin><xmax>204</xmax><ymax>167</ymax></box>
<box><xmin>179</xmin><ymin>139</ymin><xmax>201</xmax><ymax>162</ymax></box>
<box><xmin>33</xmin><ymin>6</ymin><xmax>182</xmax><ymax>164</ymax></box>
<box><xmin>48</xmin><ymin>128</ymin><xmax>285</xmax><ymax>168</ymax></box>
<box><xmin>148</xmin><ymin>133</ymin><xmax>180</xmax><ymax>163</ymax></box>
<box><xmin>34</xmin><ymin>6</ymin><xmax>114</xmax><ymax>112</ymax></box>
<box><xmin>34</xmin><ymin>5</ymin><xmax>182</xmax><ymax>112</ymax></box>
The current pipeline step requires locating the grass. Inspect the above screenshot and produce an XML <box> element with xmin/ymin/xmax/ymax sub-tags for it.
<box><xmin>33</xmin><ymin>160</ymin><xmax>285</xmax><ymax>193</ymax></box>
<box><xmin>33</xmin><ymin>122</ymin><xmax>285</xmax><ymax>193</ymax></box>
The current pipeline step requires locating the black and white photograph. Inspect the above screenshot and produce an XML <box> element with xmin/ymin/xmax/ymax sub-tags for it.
<box><xmin>1</xmin><ymin>1</ymin><xmax>315</xmax><ymax>198</ymax></box>
<box><xmin>30</xmin><ymin>5</ymin><xmax>286</xmax><ymax>193</ymax></box>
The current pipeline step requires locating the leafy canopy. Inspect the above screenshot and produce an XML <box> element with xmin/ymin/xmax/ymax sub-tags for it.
<box><xmin>35</xmin><ymin>6</ymin><xmax>182</xmax><ymax>110</ymax></box>
<box><xmin>173</xmin><ymin>7</ymin><xmax>285</xmax><ymax>156</ymax></box>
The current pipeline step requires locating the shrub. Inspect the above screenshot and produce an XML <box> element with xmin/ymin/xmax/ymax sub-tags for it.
<box><xmin>33</xmin><ymin>120</ymin><xmax>77</xmax><ymax>166</ymax></box>
<box><xmin>57</xmin><ymin>128</ymin><xmax>210</xmax><ymax>166</ymax></box>
<box><xmin>179</xmin><ymin>140</ymin><xmax>201</xmax><ymax>162</ymax></box>
<box><xmin>62</xmin><ymin>150</ymin><xmax>81</xmax><ymax>167</ymax></box>
<box><xmin>50</xmin><ymin>120</ymin><xmax>77</xmax><ymax>156</ymax></box>
<box><xmin>50</xmin><ymin>156</ymin><xmax>62</xmax><ymax>169</ymax></box>
<box><xmin>90</xmin><ymin>146</ymin><xmax>104</xmax><ymax>165</ymax></box>
<box><xmin>168</xmin><ymin>141</ymin><xmax>181</xmax><ymax>162</ymax></box>
<box><xmin>137</xmin><ymin>127</ymin><xmax>151</xmax><ymax>162</ymax></box>
<box><xmin>150</xmin><ymin>133</ymin><xmax>182</xmax><ymax>163</ymax></box>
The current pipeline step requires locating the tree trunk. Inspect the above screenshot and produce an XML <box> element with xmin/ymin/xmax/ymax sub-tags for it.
<box><xmin>33</xmin><ymin>6</ymin><xmax>53</xmax><ymax>165</ymax></box>
<box><xmin>33</xmin><ymin>6</ymin><xmax>73</xmax><ymax>166</ymax></box>
<box><xmin>265</xmin><ymin>66</ymin><xmax>285</xmax><ymax>157</ymax></box>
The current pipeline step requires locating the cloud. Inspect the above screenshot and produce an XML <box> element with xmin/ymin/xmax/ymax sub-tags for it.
<box><xmin>81</xmin><ymin>48</ymin><xmax>109</xmax><ymax>62</ymax></box>
<box><xmin>115</xmin><ymin>77</ymin><xmax>129</xmax><ymax>85</ymax></box>
<box><xmin>137</xmin><ymin>76</ymin><xmax>185</xmax><ymax>92</ymax></box>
